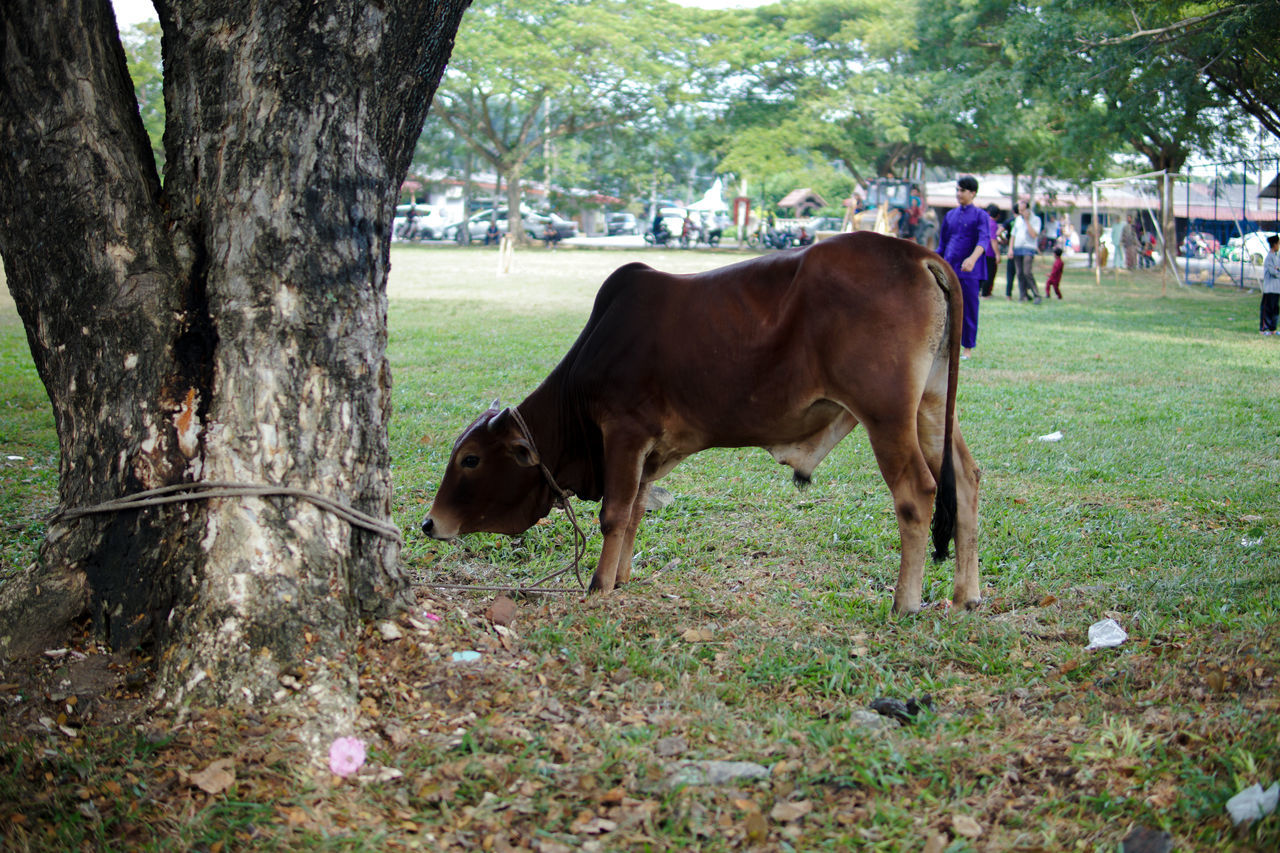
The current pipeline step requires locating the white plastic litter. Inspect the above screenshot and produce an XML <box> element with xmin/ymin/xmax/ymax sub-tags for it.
<box><xmin>1085</xmin><ymin>618</ymin><xmax>1128</xmax><ymax>650</ymax></box>
<box><xmin>1226</xmin><ymin>782</ymin><xmax>1279</xmax><ymax>825</ymax></box>
<box><xmin>1241</xmin><ymin>536</ymin><xmax>1264</xmax><ymax>547</ymax></box>
<box><xmin>450</xmin><ymin>650</ymin><xmax>482</xmax><ymax>663</ymax></box>
<box><xmin>1038</xmin><ymin>431</ymin><xmax>1063</xmax><ymax>442</ymax></box>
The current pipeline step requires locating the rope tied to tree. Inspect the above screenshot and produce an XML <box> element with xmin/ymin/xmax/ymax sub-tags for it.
<box><xmin>44</xmin><ymin>409</ymin><xmax>594</xmax><ymax>597</ymax></box>
<box><xmin>46</xmin><ymin>481</ymin><xmax>405</xmax><ymax>545</ymax></box>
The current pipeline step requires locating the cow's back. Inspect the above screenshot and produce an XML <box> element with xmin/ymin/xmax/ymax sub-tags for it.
<box><xmin>542</xmin><ymin>233</ymin><xmax>954</xmax><ymax>453</ymax></box>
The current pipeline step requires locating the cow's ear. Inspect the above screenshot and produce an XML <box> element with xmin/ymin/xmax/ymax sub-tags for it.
<box><xmin>510</xmin><ymin>437</ymin><xmax>540</xmax><ymax>468</ymax></box>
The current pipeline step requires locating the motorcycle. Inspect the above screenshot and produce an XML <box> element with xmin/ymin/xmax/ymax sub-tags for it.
<box><xmin>748</xmin><ymin>226</ymin><xmax>795</xmax><ymax>250</ymax></box>
<box><xmin>677</xmin><ymin>219</ymin><xmax>722</xmax><ymax>248</ymax></box>
<box><xmin>394</xmin><ymin>218</ymin><xmax>433</xmax><ymax>242</ymax></box>
<box><xmin>644</xmin><ymin>226</ymin><xmax>676</xmax><ymax>246</ymax></box>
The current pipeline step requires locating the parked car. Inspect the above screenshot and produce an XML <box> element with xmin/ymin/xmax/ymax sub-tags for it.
<box><xmin>442</xmin><ymin>209</ymin><xmax>529</xmax><ymax>243</ymax></box>
<box><xmin>443</xmin><ymin>207</ymin><xmax>577</xmax><ymax>243</ymax></box>
<box><xmin>807</xmin><ymin>216</ymin><xmax>846</xmax><ymax>241</ymax></box>
<box><xmin>392</xmin><ymin>204</ymin><xmax>446</xmax><ymax>241</ymax></box>
<box><xmin>607</xmin><ymin>213</ymin><xmax>638</xmax><ymax>235</ymax></box>
<box><xmin>543</xmin><ymin>212</ymin><xmax>579</xmax><ymax>240</ymax></box>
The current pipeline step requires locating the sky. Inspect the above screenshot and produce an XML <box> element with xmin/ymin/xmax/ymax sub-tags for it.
<box><xmin>112</xmin><ymin>0</ymin><xmax>155</xmax><ymax>28</ymax></box>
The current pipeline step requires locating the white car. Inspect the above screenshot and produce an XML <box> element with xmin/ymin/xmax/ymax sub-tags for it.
<box><xmin>442</xmin><ymin>207</ymin><xmax>578</xmax><ymax>243</ymax></box>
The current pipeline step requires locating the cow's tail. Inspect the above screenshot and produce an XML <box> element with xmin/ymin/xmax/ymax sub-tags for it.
<box><xmin>924</xmin><ymin>257</ymin><xmax>960</xmax><ymax>563</ymax></box>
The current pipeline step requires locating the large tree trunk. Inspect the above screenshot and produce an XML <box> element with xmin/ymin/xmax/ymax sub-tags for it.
<box><xmin>0</xmin><ymin>0</ymin><xmax>469</xmax><ymax>752</ymax></box>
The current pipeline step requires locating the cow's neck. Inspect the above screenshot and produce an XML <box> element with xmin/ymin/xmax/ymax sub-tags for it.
<box><xmin>516</xmin><ymin>385</ymin><xmax>601</xmax><ymax>502</ymax></box>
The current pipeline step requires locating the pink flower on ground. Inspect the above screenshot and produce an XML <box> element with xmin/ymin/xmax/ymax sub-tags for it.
<box><xmin>329</xmin><ymin>736</ymin><xmax>366</xmax><ymax>777</ymax></box>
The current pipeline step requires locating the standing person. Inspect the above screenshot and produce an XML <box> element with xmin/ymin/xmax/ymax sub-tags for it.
<box><xmin>1003</xmin><ymin>216</ymin><xmax>1017</xmax><ymax>299</ymax></box>
<box><xmin>1044</xmin><ymin>247</ymin><xmax>1065</xmax><ymax>299</ymax></box>
<box><xmin>937</xmin><ymin>175</ymin><xmax>991</xmax><ymax>359</ymax></box>
<box><xmin>904</xmin><ymin>185</ymin><xmax>924</xmax><ymax>241</ymax></box>
<box><xmin>1121</xmin><ymin>214</ymin><xmax>1140</xmax><ymax>270</ymax></box>
<box><xmin>981</xmin><ymin>204</ymin><xmax>1002</xmax><ymax>297</ymax></box>
<box><xmin>1084</xmin><ymin>222</ymin><xmax>1098</xmax><ymax>268</ymax></box>
<box><xmin>1261</xmin><ymin>234</ymin><xmax>1280</xmax><ymax>335</ymax></box>
<box><xmin>1142</xmin><ymin>231</ymin><xmax>1156</xmax><ymax>268</ymax></box>
<box><xmin>1009</xmin><ymin>199</ymin><xmax>1042</xmax><ymax>303</ymax></box>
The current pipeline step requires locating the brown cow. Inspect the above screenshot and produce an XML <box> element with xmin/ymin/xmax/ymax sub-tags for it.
<box><xmin>422</xmin><ymin>232</ymin><xmax>981</xmax><ymax>613</ymax></box>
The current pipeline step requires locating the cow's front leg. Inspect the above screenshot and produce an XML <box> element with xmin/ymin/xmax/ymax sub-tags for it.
<box><xmin>589</xmin><ymin>444</ymin><xmax>647</xmax><ymax>593</ymax></box>
<box><xmin>614</xmin><ymin>482</ymin><xmax>651</xmax><ymax>586</ymax></box>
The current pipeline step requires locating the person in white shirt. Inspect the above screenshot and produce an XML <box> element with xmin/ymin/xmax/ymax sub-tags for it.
<box><xmin>1261</xmin><ymin>234</ymin><xmax>1280</xmax><ymax>335</ymax></box>
<box><xmin>1008</xmin><ymin>200</ymin><xmax>1042</xmax><ymax>304</ymax></box>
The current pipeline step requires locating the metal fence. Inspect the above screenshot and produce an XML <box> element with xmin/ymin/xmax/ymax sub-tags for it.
<box><xmin>1180</xmin><ymin>157</ymin><xmax>1280</xmax><ymax>289</ymax></box>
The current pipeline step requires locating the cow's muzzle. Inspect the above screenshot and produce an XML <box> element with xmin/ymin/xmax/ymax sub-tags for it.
<box><xmin>420</xmin><ymin>516</ymin><xmax>454</xmax><ymax>540</ymax></box>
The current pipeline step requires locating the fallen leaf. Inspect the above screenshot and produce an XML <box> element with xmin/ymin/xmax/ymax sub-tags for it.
<box><xmin>745</xmin><ymin>810</ymin><xmax>769</xmax><ymax>842</ymax></box>
<box><xmin>486</xmin><ymin>596</ymin><xmax>517</xmax><ymax>626</ymax></box>
<box><xmin>681</xmin><ymin>627</ymin><xmax>714</xmax><ymax>643</ymax></box>
<box><xmin>770</xmin><ymin>800</ymin><xmax>813</xmax><ymax>822</ymax></box>
<box><xmin>952</xmin><ymin>813</ymin><xmax>983</xmax><ymax>838</ymax></box>
<box><xmin>189</xmin><ymin>759</ymin><xmax>235</xmax><ymax>795</ymax></box>
<box><xmin>655</xmin><ymin>735</ymin><xmax>687</xmax><ymax>757</ymax></box>
<box><xmin>281</xmin><ymin>806</ymin><xmax>310</xmax><ymax>827</ymax></box>
<box><xmin>569</xmin><ymin>810</ymin><xmax>617</xmax><ymax>835</ymax></box>
<box><xmin>923</xmin><ymin>834</ymin><xmax>948</xmax><ymax>853</ymax></box>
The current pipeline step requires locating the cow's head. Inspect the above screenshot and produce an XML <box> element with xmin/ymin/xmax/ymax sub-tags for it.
<box><xmin>421</xmin><ymin>401</ymin><xmax>554</xmax><ymax>541</ymax></box>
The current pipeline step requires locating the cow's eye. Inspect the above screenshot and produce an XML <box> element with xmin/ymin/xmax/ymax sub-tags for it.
<box><xmin>460</xmin><ymin>454</ymin><xmax>480</xmax><ymax>469</ymax></box>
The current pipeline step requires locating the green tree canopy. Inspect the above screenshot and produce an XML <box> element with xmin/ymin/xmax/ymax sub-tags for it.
<box><xmin>413</xmin><ymin>0</ymin><xmax>1273</xmax><ymax>217</ymax></box>
<box><xmin>1065</xmin><ymin>0</ymin><xmax>1280</xmax><ymax>139</ymax></box>
<box><xmin>426</xmin><ymin>0</ymin><xmax>692</xmax><ymax>239</ymax></box>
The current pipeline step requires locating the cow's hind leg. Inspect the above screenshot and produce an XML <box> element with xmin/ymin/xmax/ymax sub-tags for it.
<box><xmin>915</xmin><ymin>389</ymin><xmax>981</xmax><ymax>610</ymax></box>
<box><xmin>949</xmin><ymin>424</ymin><xmax>982</xmax><ymax>609</ymax></box>
<box><xmin>864</xmin><ymin>420</ymin><xmax>937</xmax><ymax>614</ymax></box>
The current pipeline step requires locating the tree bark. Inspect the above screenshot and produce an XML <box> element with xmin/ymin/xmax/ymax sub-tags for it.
<box><xmin>506</xmin><ymin>165</ymin><xmax>528</xmax><ymax>243</ymax></box>
<box><xmin>0</xmin><ymin>0</ymin><xmax>470</xmax><ymax>752</ymax></box>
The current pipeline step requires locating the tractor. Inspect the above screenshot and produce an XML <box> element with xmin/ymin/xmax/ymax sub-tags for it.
<box><xmin>845</xmin><ymin>178</ymin><xmax>938</xmax><ymax>251</ymax></box>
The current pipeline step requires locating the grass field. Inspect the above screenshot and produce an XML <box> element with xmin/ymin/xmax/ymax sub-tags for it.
<box><xmin>2</xmin><ymin>243</ymin><xmax>1279</xmax><ymax>850</ymax></box>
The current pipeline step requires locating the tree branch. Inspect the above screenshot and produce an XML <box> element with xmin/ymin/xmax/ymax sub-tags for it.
<box><xmin>1079</xmin><ymin>6</ymin><xmax>1239</xmax><ymax>47</ymax></box>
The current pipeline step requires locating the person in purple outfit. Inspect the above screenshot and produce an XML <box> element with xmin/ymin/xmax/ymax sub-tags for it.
<box><xmin>937</xmin><ymin>174</ymin><xmax>992</xmax><ymax>359</ymax></box>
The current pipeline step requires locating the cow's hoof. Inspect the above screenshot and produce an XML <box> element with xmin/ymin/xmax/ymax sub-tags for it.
<box><xmin>955</xmin><ymin>597</ymin><xmax>981</xmax><ymax>611</ymax></box>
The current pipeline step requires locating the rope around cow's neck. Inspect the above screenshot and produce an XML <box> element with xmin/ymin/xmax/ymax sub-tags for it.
<box><xmin>508</xmin><ymin>405</ymin><xmax>589</xmax><ymax>591</ymax></box>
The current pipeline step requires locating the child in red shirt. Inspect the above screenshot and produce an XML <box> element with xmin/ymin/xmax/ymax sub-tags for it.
<box><xmin>1044</xmin><ymin>247</ymin><xmax>1064</xmax><ymax>299</ymax></box>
